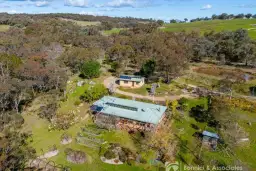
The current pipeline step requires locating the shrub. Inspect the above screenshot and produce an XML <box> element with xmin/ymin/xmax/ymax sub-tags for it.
<box><xmin>140</xmin><ymin>59</ymin><xmax>156</xmax><ymax>78</ymax></box>
<box><xmin>38</xmin><ymin>103</ymin><xmax>57</xmax><ymax>121</ymax></box>
<box><xmin>80</xmin><ymin>60</ymin><xmax>100</xmax><ymax>79</ymax></box>
<box><xmin>61</xmin><ymin>132</ymin><xmax>72</xmax><ymax>142</ymax></box>
<box><xmin>110</xmin><ymin>62</ymin><xmax>121</xmax><ymax>72</ymax></box>
<box><xmin>48</xmin><ymin>144</ymin><xmax>57</xmax><ymax>152</ymax></box>
<box><xmin>80</xmin><ymin>84</ymin><xmax>108</xmax><ymax>103</ymax></box>
<box><xmin>104</xmin><ymin>150</ymin><xmax>116</xmax><ymax>159</ymax></box>
<box><xmin>74</xmin><ymin>100</ymin><xmax>81</xmax><ymax>106</ymax></box>
<box><xmin>52</xmin><ymin>110</ymin><xmax>76</xmax><ymax>130</ymax></box>
<box><xmin>65</xmin><ymin>148</ymin><xmax>86</xmax><ymax>164</ymax></box>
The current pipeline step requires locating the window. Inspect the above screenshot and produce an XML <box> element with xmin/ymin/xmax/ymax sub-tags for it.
<box><xmin>136</xmin><ymin>82</ymin><xmax>140</xmax><ymax>85</ymax></box>
<box><xmin>124</xmin><ymin>81</ymin><xmax>129</xmax><ymax>84</ymax></box>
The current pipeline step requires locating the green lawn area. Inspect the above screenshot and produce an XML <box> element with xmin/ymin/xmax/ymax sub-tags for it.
<box><xmin>174</xmin><ymin>69</ymin><xmax>256</xmax><ymax>96</ymax></box>
<box><xmin>23</xmin><ymin>112</ymin><xmax>155</xmax><ymax>171</ymax></box>
<box><xmin>22</xmin><ymin>75</ymin><xmax>160</xmax><ymax>171</ymax></box>
<box><xmin>103</xmin><ymin>28</ymin><xmax>125</xmax><ymax>35</ymax></box>
<box><xmin>74</xmin><ymin>20</ymin><xmax>101</xmax><ymax>27</ymax></box>
<box><xmin>173</xmin><ymin>98</ymin><xmax>256</xmax><ymax>169</ymax></box>
<box><xmin>233</xmin><ymin>79</ymin><xmax>256</xmax><ymax>96</ymax></box>
<box><xmin>174</xmin><ymin>72</ymin><xmax>219</xmax><ymax>90</ymax></box>
<box><xmin>231</xmin><ymin>110</ymin><xmax>256</xmax><ymax>169</ymax></box>
<box><xmin>0</xmin><ymin>25</ymin><xmax>10</xmax><ymax>32</ymax></box>
<box><xmin>162</xmin><ymin>19</ymin><xmax>256</xmax><ymax>39</ymax></box>
<box><xmin>118</xmin><ymin>82</ymin><xmax>183</xmax><ymax>96</ymax></box>
<box><xmin>119</xmin><ymin>85</ymin><xmax>149</xmax><ymax>96</ymax></box>
<box><xmin>59</xmin><ymin>18</ymin><xmax>101</xmax><ymax>26</ymax></box>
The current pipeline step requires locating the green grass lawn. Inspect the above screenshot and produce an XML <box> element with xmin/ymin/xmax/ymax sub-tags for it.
<box><xmin>174</xmin><ymin>72</ymin><xmax>219</xmax><ymax>90</ymax></box>
<box><xmin>74</xmin><ymin>20</ymin><xmax>101</xmax><ymax>26</ymax></box>
<box><xmin>118</xmin><ymin>82</ymin><xmax>183</xmax><ymax>96</ymax></box>
<box><xmin>59</xmin><ymin>18</ymin><xmax>101</xmax><ymax>26</ymax></box>
<box><xmin>103</xmin><ymin>28</ymin><xmax>125</xmax><ymax>35</ymax></box>
<box><xmin>23</xmin><ymin>112</ymin><xmax>155</xmax><ymax>171</ymax></box>
<box><xmin>173</xmin><ymin>98</ymin><xmax>256</xmax><ymax>169</ymax></box>
<box><xmin>22</xmin><ymin>75</ymin><xmax>160</xmax><ymax>171</ymax></box>
<box><xmin>119</xmin><ymin>85</ymin><xmax>149</xmax><ymax>96</ymax></box>
<box><xmin>174</xmin><ymin>69</ymin><xmax>256</xmax><ymax>96</ymax></box>
<box><xmin>0</xmin><ymin>25</ymin><xmax>10</xmax><ymax>32</ymax></box>
<box><xmin>162</xmin><ymin>19</ymin><xmax>256</xmax><ymax>39</ymax></box>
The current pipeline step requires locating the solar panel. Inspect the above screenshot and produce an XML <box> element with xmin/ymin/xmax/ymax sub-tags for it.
<box><xmin>105</xmin><ymin>102</ymin><xmax>138</xmax><ymax>111</ymax></box>
<box><xmin>120</xmin><ymin>75</ymin><xmax>132</xmax><ymax>80</ymax></box>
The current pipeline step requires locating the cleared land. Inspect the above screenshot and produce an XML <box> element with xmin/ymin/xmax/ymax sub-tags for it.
<box><xmin>59</xmin><ymin>18</ymin><xmax>101</xmax><ymax>26</ymax></box>
<box><xmin>103</xmin><ymin>28</ymin><xmax>124</xmax><ymax>35</ymax></box>
<box><xmin>162</xmin><ymin>19</ymin><xmax>256</xmax><ymax>39</ymax></box>
<box><xmin>22</xmin><ymin>75</ymin><xmax>160</xmax><ymax>171</ymax></box>
<box><xmin>172</xmin><ymin>97</ymin><xmax>256</xmax><ymax>168</ymax></box>
<box><xmin>0</xmin><ymin>25</ymin><xmax>10</xmax><ymax>32</ymax></box>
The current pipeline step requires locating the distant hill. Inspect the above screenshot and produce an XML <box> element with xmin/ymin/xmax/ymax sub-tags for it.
<box><xmin>162</xmin><ymin>19</ymin><xmax>256</xmax><ymax>39</ymax></box>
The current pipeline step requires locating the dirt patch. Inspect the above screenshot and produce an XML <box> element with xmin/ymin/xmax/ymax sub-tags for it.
<box><xmin>193</xmin><ymin>66</ymin><xmax>255</xmax><ymax>81</ymax></box>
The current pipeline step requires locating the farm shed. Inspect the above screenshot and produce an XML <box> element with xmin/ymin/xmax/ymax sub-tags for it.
<box><xmin>202</xmin><ymin>131</ymin><xmax>219</xmax><ymax>150</ymax></box>
<box><xmin>91</xmin><ymin>96</ymin><xmax>167</xmax><ymax>131</ymax></box>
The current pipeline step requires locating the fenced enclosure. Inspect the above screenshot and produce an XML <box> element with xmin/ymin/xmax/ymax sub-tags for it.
<box><xmin>76</xmin><ymin>126</ymin><xmax>105</xmax><ymax>149</ymax></box>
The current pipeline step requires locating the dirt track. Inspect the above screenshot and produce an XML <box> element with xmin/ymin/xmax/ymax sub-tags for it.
<box><xmin>103</xmin><ymin>76</ymin><xmax>195</xmax><ymax>102</ymax></box>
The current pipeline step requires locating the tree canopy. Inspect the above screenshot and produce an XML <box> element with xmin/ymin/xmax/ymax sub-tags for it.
<box><xmin>80</xmin><ymin>60</ymin><xmax>101</xmax><ymax>79</ymax></box>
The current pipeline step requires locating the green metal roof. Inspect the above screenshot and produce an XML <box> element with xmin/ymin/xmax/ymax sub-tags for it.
<box><xmin>119</xmin><ymin>75</ymin><xmax>144</xmax><ymax>82</ymax></box>
<box><xmin>92</xmin><ymin>96</ymin><xmax>167</xmax><ymax>124</ymax></box>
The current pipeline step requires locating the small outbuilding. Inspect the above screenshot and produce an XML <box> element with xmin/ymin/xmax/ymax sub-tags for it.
<box><xmin>118</xmin><ymin>75</ymin><xmax>145</xmax><ymax>88</ymax></box>
<box><xmin>202</xmin><ymin>131</ymin><xmax>219</xmax><ymax>150</ymax></box>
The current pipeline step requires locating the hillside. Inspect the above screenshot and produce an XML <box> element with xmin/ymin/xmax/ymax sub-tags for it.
<box><xmin>1</xmin><ymin>13</ymin><xmax>256</xmax><ymax>171</ymax></box>
<box><xmin>0</xmin><ymin>24</ymin><xmax>9</xmax><ymax>32</ymax></box>
<box><xmin>163</xmin><ymin>19</ymin><xmax>256</xmax><ymax>39</ymax></box>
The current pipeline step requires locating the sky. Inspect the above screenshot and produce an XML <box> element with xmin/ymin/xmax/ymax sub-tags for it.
<box><xmin>0</xmin><ymin>0</ymin><xmax>255</xmax><ymax>21</ymax></box>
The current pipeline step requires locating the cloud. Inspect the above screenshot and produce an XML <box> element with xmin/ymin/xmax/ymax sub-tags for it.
<box><xmin>0</xmin><ymin>4</ymin><xmax>11</xmax><ymax>8</ymax></box>
<box><xmin>35</xmin><ymin>1</ymin><xmax>49</xmax><ymax>7</ymax></box>
<box><xmin>79</xmin><ymin>11</ymin><xmax>103</xmax><ymax>16</ymax></box>
<box><xmin>99</xmin><ymin>8</ymin><xmax>119</xmax><ymax>12</ymax></box>
<box><xmin>106</xmin><ymin>0</ymin><xmax>136</xmax><ymax>8</ymax></box>
<box><xmin>65</xmin><ymin>0</ymin><xmax>89</xmax><ymax>7</ymax></box>
<box><xmin>200</xmin><ymin>4</ymin><xmax>212</xmax><ymax>10</ymax></box>
<box><xmin>38</xmin><ymin>11</ymin><xmax>50</xmax><ymax>14</ymax></box>
<box><xmin>95</xmin><ymin>0</ymin><xmax>154</xmax><ymax>8</ymax></box>
<box><xmin>3</xmin><ymin>0</ymin><xmax>51</xmax><ymax>7</ymax></box>
<box><xmin>3</xmin><ymin>0</ymin><xmax>39</xmax><ymax>1</ymax></box>
<box><xmin>8</xmin><ymin>9</ymin><xmax>23</xmax><ymax>13</ymax></box>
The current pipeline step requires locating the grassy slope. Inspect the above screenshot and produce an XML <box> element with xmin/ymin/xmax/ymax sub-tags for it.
<box><xmin>59</xmin><ymin>18</ymin><xmax>101</xmax><ymax>26</ymax></box>
<box><xmin>173</xmin><ymin>98</ymin><xmax>256</xmax><ymax>169</ymax></box>
<box><xmin>118</xmin><ymin>82</ymin><xmax>183</xmax><ymax>96</ymax></box>
<box><xmin>163</xmin><ymin>19</ymin><xmax>256</xmax><ymax>39</ymax></box>
<box><xmin>23</xmin><ymin>113</ymin><xmax>151</xmax><ymax>171</ymax></box>
<box><xmin>22</xmin><ymin>75</ymin><xmax>159</xmax><ymax>171</ymax></box>
<box><xmin>74</xmin><ymin>20</ymin><xmax>101</xmax><ymax>27</ymax></box>
<box><xmin>0</xmin><ymin>25</ymin><xmax>10</xmax><ymax>32</ymax></box>
<box><xmin>103</xmin><ymin>28</ymin><xmax>124</xmax><ymax>35</ymax></box>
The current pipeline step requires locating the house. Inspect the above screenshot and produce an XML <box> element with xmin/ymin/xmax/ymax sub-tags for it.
<box><xmin>118</xmin><ymin>75</ymin><xmax>145</xmax><ymax>88</ymax></box>
<box><xmin>91</xmin><ymin>96</ymin><xmax>167</xmax><ymax>131</ymax></box>
<box><xmin>202</xmin><ymin>131</ymin><xmax>219</xmax><ymax>150</ymax></box>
